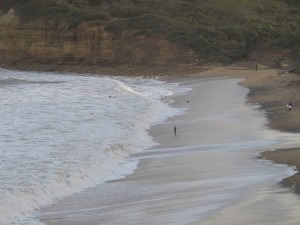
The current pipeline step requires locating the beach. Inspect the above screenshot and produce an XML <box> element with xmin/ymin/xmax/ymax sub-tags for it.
<box><xmin>35</xmin><ymin>65</ymin><xmax>300</xmax><ymax>225</ymax></box>
<box><xmin>199</xmin><ymin>65</ymin><xmax>300</xmax><ymax>195</ymax></box>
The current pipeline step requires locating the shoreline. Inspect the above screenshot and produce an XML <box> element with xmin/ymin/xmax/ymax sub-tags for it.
<box><xmin>39</xmin><ymin>74</ymin><xmax>292</xmax><ymax>225</ymax></box>
<box><xmin>192</xmin><ymin>65</ymin><xmax>300</xmax><ymax>194</ymax></box>
<box><xmin>5</xmin><ymin>62</ymin><xmax>300</xmax><ymax>193</ymax></box>
<box><xmin>38</xmin><ymin>63</ymin><xmax>296</xmax><ymax>225</ymax></box>
<box><xmin>5</xmin><ymin>61</ymin><xmax>300</xmax><ymax>132</ymax></box>
<box><xmin>3</xmin><ymin>63</ymin><xmax>300</xmax><ymax>223</ymax></box>
<box><xmin>4</xmin><ymin>60</ymin><xmax>300</xmax><ymax>132</ymax></box>
<box><xmin>259</xmin><ymin>148</ymin><xmax>300</xmax><ymax>194</ymax></box>
<box><xmin>0</xmin><ymin>62</ymin><xmax>210</xmax><ymax>77</ymax></box>
<box><xmin>37</xmin><ymin>69</ymin><xmax>300</xmax><ymax>225</ymax></box>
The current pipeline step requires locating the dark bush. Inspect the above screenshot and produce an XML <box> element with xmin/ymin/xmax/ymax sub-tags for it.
<box><xmin>1</xmin><ymin>0</ymin><xmax>300</xmax><ymax>61</ymax></box>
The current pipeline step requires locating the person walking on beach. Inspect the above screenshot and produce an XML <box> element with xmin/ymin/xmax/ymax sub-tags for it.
<box><xmin>174</xmin><ymin>125</ymin><xmax>177</xmax><ymax>136</ymax></box>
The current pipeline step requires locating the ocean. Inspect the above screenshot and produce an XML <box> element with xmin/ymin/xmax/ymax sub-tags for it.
<box><xmin>0</xmin><ymin>68</ymin><xmax>186</xmax><ymax>225</ymax></box>
<box><xmin>1</xmin><ymin>69</ymin><xmax>300</xmax><ymax>225</ymax></box>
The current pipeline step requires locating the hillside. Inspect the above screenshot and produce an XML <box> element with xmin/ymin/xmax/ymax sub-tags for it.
<box><xmin>0</xmin><ymin>0</ymin><xmax>300</xmax><ymax>72</ymax></box>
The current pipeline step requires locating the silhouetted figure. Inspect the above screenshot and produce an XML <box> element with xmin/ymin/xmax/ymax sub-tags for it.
<box><xmin>174</xmin><ymin>125</ymin><xmax>177</xmax><ymax>136</ymax></box>
<box><xmin>255</xmin><ymin>63</ymin><xmax>258</xmax><ymax>71</ymax></box>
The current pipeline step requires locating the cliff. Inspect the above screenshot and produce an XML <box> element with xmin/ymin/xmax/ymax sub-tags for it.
<box><xmin>0</xmin><ymin>10</ymin><xmax>196</xmax><ymax>71</ymax></box>
<box><xmin>1</xmin><ymin>0</ymin><xmax>300</xmax><ymax>73</ymax></box>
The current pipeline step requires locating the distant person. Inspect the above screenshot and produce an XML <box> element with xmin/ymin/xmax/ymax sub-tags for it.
<box><xmin>287</xmin><ymin>102</ymin><xmax>293</xmax><ymax>111</ymax></box>
<box><xmin>255</xmin><ymin>63</ymin><xmax>258</xmax><ymax>71</ymax></box>
<box><xmin>174</xmin><ymin>125</ymin><xmax>177</xmax><ymax>136</ymax></box>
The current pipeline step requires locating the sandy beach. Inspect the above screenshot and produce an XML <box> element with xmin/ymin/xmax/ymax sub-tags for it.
<box><xmin>34</xmin><ymin>64</ymin><xmax>300</xmax><ymax>225</ymax></box>
<box><xmin>197</xmin><ymin>65</ymin><xmax>300</xmax><ymax>193</ymax></box>
<box><xmin>200</xmin><ymin>65</ymin><xmax>300</xmax><ymax>194</ymax></box>
<box><xmin>260</xmin><ymin>148</ymin><xmax>300</xmax><ymax>193</ymax></box>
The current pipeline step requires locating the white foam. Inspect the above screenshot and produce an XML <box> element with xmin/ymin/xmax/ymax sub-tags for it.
<box><xmin>0</xmin><ymin>69</ymin><xmax>187</xmax><ymax>225</ymax></box>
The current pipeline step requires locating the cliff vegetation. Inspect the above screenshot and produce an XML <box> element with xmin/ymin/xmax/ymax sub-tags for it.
<box><xmin>0</xmin><ymin>0</ymin><xmax>300</xmax><ymax>71</ymax></box>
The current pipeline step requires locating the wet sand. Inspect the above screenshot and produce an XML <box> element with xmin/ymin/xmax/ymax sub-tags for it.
<box><xmin>260</xmin><ymin>148</ymin><xmax>300</xmax><ymax>193</ymax></box>
<box><xmin>196</xmin><ymin>65</ymin><xmax>300</xmax><ymax>194</ymax></box>
<box><xmin>37</xmin><ymin>66</ymin><xmax>300</xmax><ymax>225</ymax></box>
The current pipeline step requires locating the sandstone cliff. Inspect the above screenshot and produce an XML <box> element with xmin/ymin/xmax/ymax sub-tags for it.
<box><xmin>0</xmin><ymin>10</ymin><xmax>197</xmax><ymax>71</ymax></box>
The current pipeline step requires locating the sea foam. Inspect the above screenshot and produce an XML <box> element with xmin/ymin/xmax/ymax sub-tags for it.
<box><xmin>0</xmin><ymin>69</ymin><xmax>187</xmax><ymax>225</ymax></box>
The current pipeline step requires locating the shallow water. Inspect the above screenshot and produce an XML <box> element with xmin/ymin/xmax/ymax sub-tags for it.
<box><xmin>0</xmin><ymin>69</ymin><xmax>185</xmax><ymax>225</ymax></box>
<box><xmin>36</xmin><ymin>77</ymin><xmax>300</xmax><ymax>225</ymax></box>
<box><xmin>2</xmin><ymin>71</ymin><xmax>300</xmax><ymax>225</ymax></box>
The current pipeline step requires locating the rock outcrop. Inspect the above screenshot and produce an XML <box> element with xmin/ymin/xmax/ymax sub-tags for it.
<box><xmin>0</xmin><ymin>10</ymin><xmax>197</xmax><ymax>70</ymax></box>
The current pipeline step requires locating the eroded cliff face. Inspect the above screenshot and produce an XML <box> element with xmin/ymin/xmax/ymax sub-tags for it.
<box><xmin>0</xmin><ymin>10</ymin><xmax>197</xmax><ymax>70</ymax></box>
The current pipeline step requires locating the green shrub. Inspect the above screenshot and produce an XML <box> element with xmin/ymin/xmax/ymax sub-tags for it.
<box><xmin>1</xmin><ymin>0</ymin><xmax>300</xmax><ymax>62</ymax></box>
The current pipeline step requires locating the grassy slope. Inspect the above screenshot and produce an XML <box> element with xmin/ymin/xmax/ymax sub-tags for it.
<box><xmin>1</xmin><ymin>0</ymin><xmax>300</xmax><ymax>64</ymax></box>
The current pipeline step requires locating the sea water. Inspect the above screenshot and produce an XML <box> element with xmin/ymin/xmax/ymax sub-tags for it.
<box><xmin>0</xmin><ymin>68</ymin><xmax>187</xmax><ymax>225</ymax></box>
<box><xmin>33</xmin><ymin>77</ymin><xmax>300</xmax><ymax>225</ymax></box>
